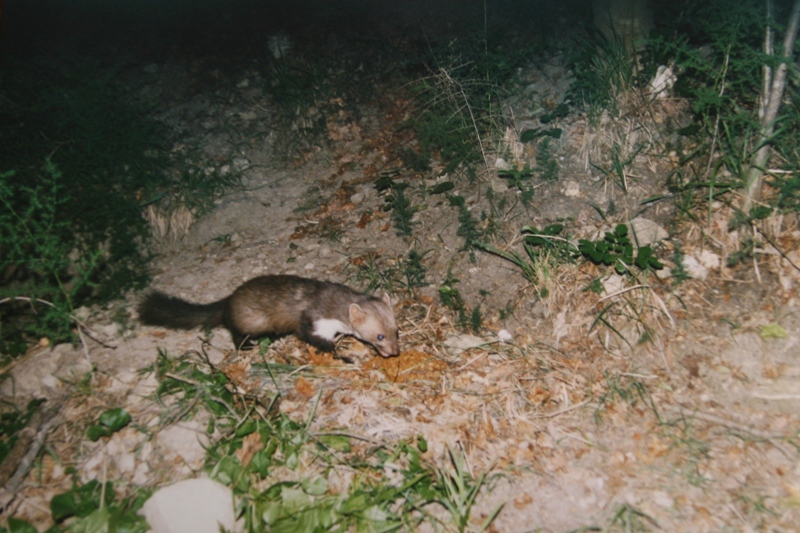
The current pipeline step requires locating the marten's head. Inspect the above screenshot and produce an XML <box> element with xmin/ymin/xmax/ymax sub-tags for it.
<box><xmin>349</xmin><ymin>292</ymin><xmax>399</xmax><ymax>357</ymax></box>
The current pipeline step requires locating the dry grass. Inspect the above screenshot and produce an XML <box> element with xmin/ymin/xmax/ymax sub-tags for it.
<box><xmin>144</xmin><ymin>203</ymin><xmax>195</xmax><ymax>243</ymax></box>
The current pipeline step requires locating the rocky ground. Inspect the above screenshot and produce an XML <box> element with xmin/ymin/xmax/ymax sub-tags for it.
<box><xmin>2</xmin><ymin>28</ymin><xmax>800</xmax><ymax>533</ymax></box>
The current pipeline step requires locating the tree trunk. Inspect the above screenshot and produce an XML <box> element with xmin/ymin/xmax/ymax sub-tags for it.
<box><xmin>742</xmin><ymin>0</ymin><xmax>800</xmax><ymax>214</ymax></box>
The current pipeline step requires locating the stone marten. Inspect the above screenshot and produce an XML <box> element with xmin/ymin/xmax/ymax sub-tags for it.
<box><xmin>138</xmin><ymin>275</ymin><xmax>399</xmax><ymax>357</ymax></box>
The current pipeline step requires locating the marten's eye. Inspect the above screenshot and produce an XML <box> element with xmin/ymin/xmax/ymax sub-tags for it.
<box><xmin>377</xmin><ymin>334</ymin><xmax>385</xmax><ymax>341</ymax></box>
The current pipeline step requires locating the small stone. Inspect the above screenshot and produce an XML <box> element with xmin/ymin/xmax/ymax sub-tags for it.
<box><xmin>498</xmin><ymin>330</ymin><xmax>513</xmax><ymax>342</ymax></box>
<box><xmin>563</xmin><ymin>180</ymin><xmax>580</xmax><ymax>197</ymax></box>
<box><xmin>444</xmin><ymin>334</ymin><xmax>487</xmax><ymax>355</ymax></box>
<box><xmin>698</xmin><ymin>249</ymin><xmax>721</xmax><ymax>270</ymax></box>
<box><xmin>682</xmin><ymin>255</ymin><xmax>708</xmax><ymax>280</ymax></box>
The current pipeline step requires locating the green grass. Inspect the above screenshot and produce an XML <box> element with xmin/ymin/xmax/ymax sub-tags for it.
<box><xmin>566</xmin><ymin>27</ymin><xmax>640</xmax><ymax>121</ymax></box>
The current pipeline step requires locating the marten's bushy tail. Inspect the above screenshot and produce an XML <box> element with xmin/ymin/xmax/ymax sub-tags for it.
<box><xmin>138</xmin><ymin>291</ymin><xmax>226</xmax><ymax>330</ymax></box>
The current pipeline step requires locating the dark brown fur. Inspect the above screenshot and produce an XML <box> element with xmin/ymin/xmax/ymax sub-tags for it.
<box><xmin>138</xmin><ymin>275</ymin><xmax>399</xmax><ymax>356</ymax></box>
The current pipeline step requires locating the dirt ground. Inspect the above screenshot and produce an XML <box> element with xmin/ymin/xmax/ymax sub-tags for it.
<box><xmin>3</xmin><ymin>33</ymin><xmax>800</xmax><ymax>532</ymax></box>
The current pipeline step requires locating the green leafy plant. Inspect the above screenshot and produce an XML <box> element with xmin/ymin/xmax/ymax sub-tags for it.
<box><xmin>479</xmin><ymin>223</ymin><xmax>663</xmax><ymax>292</ymax></box>
<box><xmin>376</xmin><ymin>177</ymin><xmax>417</xmax><ymax>238</ymax></box>
<box><xmin>439</xmin><ymin>271</ymin><xmax>467</xmax><ymax>317</ymax></box>
<box><xmin>50</xmin><ymin>480</ymin><xmax>116</xmax><ymax>523</ymax></box>
<box><xmin>400</xmin><ymin>248</ymin><xmax>430</xmax><ymax>291</ymax></box>
<box><xmin>438</xmin><ymin>270</ymin><xmax>482</xmax><ymax>332</ymax></box>
<box><xmin>1</xmin><ymin>59</ymin><xmax>171</xmax><ymax>281</ymax></box>
<box><xmin>0</xmin><ymin>162</ymin><xmax>104</xmax><ymax>342</ymax></box>
<box><xmin>171</xmin><ymin>162</ymin><xmax>244</xmax><ymax>216</ymax></box>
<box><xmin>348</xmin><ymin>253</ymin><xmax>397</xmax><ymax>294</ymax></box>
<box><xmin>578</xmin><ymin>224</ymin><xmax>664</xmax><ymax>275</ymax></box>
<box><xmin>469</xmin><ymin>305</ymin><xmax>483</xmax><ymax>333</ymax></box>
<box><xmin>0</xmin><ymin>330</ymin><xmax>27</xmax><ymax>364</ymax></box>
<box><xmin>595</xmin><ymin>373</ymin><xmax>654</xmax><ymax>424</ymax></box>
<box><xmin>535</xmin><ymin>137</ymin><xmax>559</xmax><ymax>182</ymax></box>
<box><xmin>449</xmin><ymin>195</ymin><xmax>484</xmax><ymax>255</ymax></box>
<box><xmin>86</xmin><ymin>408</ymin><xmax>132</xmax><ymax>441</ymax></box>
<box><xmin>497</xmin><ymin>167</ymin><xmax>535</xmax><ymax>204</ymax></box>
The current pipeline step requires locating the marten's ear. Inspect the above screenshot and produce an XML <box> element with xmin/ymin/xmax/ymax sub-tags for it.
<box><xmin>381</xmin><ymin>291</ymin><xmax>393</xmax><ymax>307</ymax></box>
<box><xmin>349</xmin><ymin>303</ymin><xmax>367</xmax><ymax>326</ymax></box>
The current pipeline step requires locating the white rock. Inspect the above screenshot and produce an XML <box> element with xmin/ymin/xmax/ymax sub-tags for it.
<box><xmin>563</xmin><ymin>180</ymin><xmax>580</xmax><ymax>197</ymax></box>
<box><xmin>682</xmin><ymin>255</ymin><xmax>708</xmax><ymax>280</ymax></box>
<box><xmin>698</xmin><ymin>249</ymin><xmax>721</xmax><ymax>270</ymax></box>
<box><xmin>648</xmin><ymin>64</ymin><xmax>677</xmax><ymax>98</ymax></box>
<box><xmin>142</xmin><ymin>478</ymin><xmax>235</xmax><ymax>533</ymax></box>
<box><xmin>497</xmin><ymin>329</ymin><xmax>513</xmax><ymax>342</ymax></box>
<box><xmin>628</xmin><ymin>217</ymin><xmax>668</xmax><ymax>246</ymax></box>
<box><xmin>494</xmin><ymin>157</ymin><xmax>511</xmax><ymax>171</ymax></box>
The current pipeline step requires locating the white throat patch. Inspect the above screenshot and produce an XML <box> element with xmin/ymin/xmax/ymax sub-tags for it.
<box><xmin>313</xmin><ymin>319</ymin><xmax>352</xmax><ymax>340</ymax></box>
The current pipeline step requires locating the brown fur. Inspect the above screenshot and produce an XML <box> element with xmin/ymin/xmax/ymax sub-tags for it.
<box><xmin>138</xmin><ymin>275</ymin><xmax>399</xmax><ymax>357</ymax></box>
